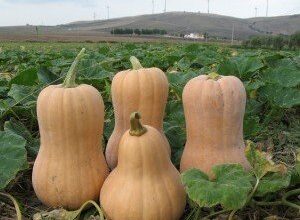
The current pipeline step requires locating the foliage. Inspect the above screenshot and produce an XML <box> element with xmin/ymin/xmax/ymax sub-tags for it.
<box><xmin>182</xmin><ymin>165</ymin><xmax>252</xmax><ymax>210</ymax></box>
<box><xmin>182</xmin><ymin>141</ymin><xmax>300</xmax><ymax>219</ymax></box>
<box><xmin>0</xmin><ymin>42</ymin><xmax>299</xmax><ymax>219</ymax></box>
<box><xmin>242</xmin><ymin>31</ymin><xmax>300</xmax><ymax>50</ymax></box>
<box><xmin>111</xmin><ymin>28</ymin><xmax>167</xmax><ymax>35</ymax></box>
<box><xmin>0</xmin><ymin>130</ymin><xmax>28</xmax><ymax>190</ymax></box>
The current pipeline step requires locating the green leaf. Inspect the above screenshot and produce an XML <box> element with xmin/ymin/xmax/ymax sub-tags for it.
<box><xmin>0</xmin><ymin>86</ymin><xmax>9</xmax><ymax>97</ymax></box>
<box><xmin>255</xmin><ymin>172</ymin><xmax>291</xmax><ymax>197</ymax></box>
<box><xmin>217</xmin><ymin>57</ymin><xmax>264</xmax><ymax>80</ymax></box>
<box><xmin>181</xmin><ymin>164</ymin><xmax>252</xmax><ymax>210</ymax></box>
<box><xmin>244</xmin><ymin>80</ymin><xmax>265</xmax><ymax>92</ymax></box>
<box><xmin>8</xmin><ymin>84</ymin><xmax>38</xmax><ymax>105</ymax></box>
<box><xmin>4</xmin><ymin>118</ymin><xmax>39</xmax><ymax>158</ymax></box>
<box><xmin>245</xmin><ymin>141</ymin><xmax>287</xmax><ymax>179</ymax></box>
<box><xmin>10</xmin><ymin>68</ymin><xmax>38</xmax><ymax>86</ymax></box>
<box><xmin>236</xmin><ymin>57</ymin><xmax>264</xmax><ymax>79</ymax></box>
<box><xmin>244</xmin><ymin>116</ymin><xmax>262</xmax><ymax>138</ymax></box>
<box><xmin>0</xmin><ymin>99</ymin><xmax>13</xmax><ymax>117</ymax></box>
<box><xmin>0</xmin><ymin>130</ymin><xmax>28</xmax><ymax>189</ymax></box>
<box><xmin>259</xmin><ymin>84</ymin><xmax>300</xmax><ymax>108</ymax></box>
<box><xmin>262</xmin><ymin>65</ymin><xmax>300</xmax><ymax>87</ymax></box>
<box><xmin>217</xmin><ymin>59</ymin><xmax>237</xmax><ymax>76</ymax></box>
<box><xmin>37</xmin><ymin>66</ymin><xmax>60</xmax><ymax>84</ymax></box>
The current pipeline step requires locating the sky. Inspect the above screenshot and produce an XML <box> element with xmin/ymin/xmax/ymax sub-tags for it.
<box><xmin>0</xmin><ymin>0</ymin><xmax>299</xmax><ymax>26</ymax></box>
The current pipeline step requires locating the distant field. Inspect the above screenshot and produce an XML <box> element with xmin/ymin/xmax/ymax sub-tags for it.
<box><xmin>0</xmin><ymin>27</ymin><xmax>237</xmax><ymax>44</ymax></box>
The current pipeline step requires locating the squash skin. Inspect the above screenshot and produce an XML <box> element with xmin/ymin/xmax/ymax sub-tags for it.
<box><xmin>180</xmin><ymin>75</ymin><xmax>250</xmax><ymax>175</ymax></box>
<box><xmin>32</xmin><ymin>84</ymin><xmax>109</xmax><ymax>210</ymax></box>
<box><xmin>106</xmin><ymin>67</ymin><xmax>170</xmax><ymax>169</ymax></box>
<box><xmin>100</xmin><ymin>118</ymin><xmax>186</xmax><ymax>220</ymax></box>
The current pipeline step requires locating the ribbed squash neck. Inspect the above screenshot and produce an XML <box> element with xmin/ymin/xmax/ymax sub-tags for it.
<box><xmin>129</xmin><ymin>112</ymin><xmax>147</xmax><ymax>136</ymax></box>
<box><xmin>208</xmin><ymin>72</ymin><xmax>221</xmax><ymax>80</ymax></box>
<box><xmin>130</xmin><ymin>56</ymin><xmax>143</xmax><ymax>70</ymax></box>
<box><xmin>62</xmin><ymin>48</ymin><xmax>85</xmax><ymax>88</ymax></box>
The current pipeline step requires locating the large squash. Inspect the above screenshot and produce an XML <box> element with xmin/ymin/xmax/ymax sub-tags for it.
<box><xmin>106</xmin><ymin>56</ymin><xmax>170</xmax><ymax>169</ymax></box>
<box><xmin>32</xmin><ymin>49</ymin><xmax>109</xmax><ymax>210</ymax></box>
<box><xmin>180</xmin><ymin>72</ymin><xmax>250</xmax><ymax>175</ymax></box>
<box><xmin>100</xmin><ymin>112</ymin><xmax>186</xmax><ymax>220</ymax></box>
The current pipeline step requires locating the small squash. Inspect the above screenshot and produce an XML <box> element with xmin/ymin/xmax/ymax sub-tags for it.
<box><xmin>106</xmin><ymin>56</ymin><xmax>170</xmax><ymax>169</ymax></box>
<box><xmin>100</xmin><ymin>112</ymin><xmax>186</xmax><ymax>220</ymax></box>
<box><xmin>180</xmin><ymin>72</ymin><xmax>250</xmax><ymax>175</ymax></box>
<box><xmin>32</xmin><ymin>49</ymin><xmax>109</xmax><ymax>210</ymax></box>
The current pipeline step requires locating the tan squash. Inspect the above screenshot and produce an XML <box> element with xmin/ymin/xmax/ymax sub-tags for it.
<box><xmin>100</xmin><ymin>112</ymin><xmax>186</xmax><ymax>220</ymax></box>
<box><xmin>32</xmin><ymin>49</ymin><xmax>109</xmax><ymax>210</ymax></box>
<box><xmin>180</xmin><ymin>72</ymin><xmax>250</xmax><ymax>175</ymax></box>
<box><xmin>106</xmin><ymin>56</ymin><xmax>170</xmax><ymax>169</ymax></box>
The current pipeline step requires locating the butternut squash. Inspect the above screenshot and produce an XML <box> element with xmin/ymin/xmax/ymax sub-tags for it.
<box><xmin>100</xmin><ymin>112</ymin><xmax>186</xmax><ymax>220</ymax></box>
<box><xmin>180</xmin><ymin>72</ymin><xmax>250</xmax><ymax>175</ymax></box>
<box><xmin>106</xmin><ymin>56</ymin><xmax>170</xmax><ymax>169</ymax></box>
<box><xmin>32</xmin><ymin>49</ymin><xmax>109</xmax><ymax>210</ymax></box>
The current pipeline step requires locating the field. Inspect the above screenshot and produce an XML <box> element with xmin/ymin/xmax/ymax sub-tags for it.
<box><xmin>0</xmin><ymin>42</ymin><xmax>299</xmax><ymax>219</ymax></box>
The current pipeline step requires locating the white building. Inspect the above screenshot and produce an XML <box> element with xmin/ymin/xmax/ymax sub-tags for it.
<box><xmin>184</xmin><ymin>33</ymin><xmax>205</xmax><ymax>39</ymax></box>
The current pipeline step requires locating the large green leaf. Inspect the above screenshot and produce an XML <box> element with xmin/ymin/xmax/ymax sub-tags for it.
<box><xmin>262</xmin><ymin>64</ymin><xmax>300</xmax><ymax>87</ymax></box>
<box><xmin>255</xmin><ymin>172</ymin><xmax>291</xmax><ymax>197</ymax></box>
<box><xmin>9</xmin><ymin>68</ymin><xmax>38</xmax><ymax>86</ymax></box>
<box><xmin>0</xmin><ymin>130</ymin><xmax>28</xmax><ymax>189</ymax></box>
<box><xmin>7</xmin><ymin>84</ymin><xmax>38</xmax><ymax>105</ymax></box>
<box><xmin>181</xmin><ymin>164</ymin><xmax>252</xmax><ymax>210</ymax></box>
<box><xmin>4</xmin><ymin>118</ymin><xmax>39</xmax><ymax>158</ymax></box>
<box><xmin>37</xmin><ymin>66</ymin><xmax>60</xmax><ymax>84</ymax></box>
<box><xmin>259</xmin><ymin>84</ymin><xmax>300</xmax><ymax>108</ymax></box>
<box><xmin>217</xmin><ymin>56</ymin><xmax>264</xmax><ymax>80</ymax></box>
<box><xmin>236</xmin><ymin>57</ymin><xmax>264</xmax><ymax>79</ymax></box>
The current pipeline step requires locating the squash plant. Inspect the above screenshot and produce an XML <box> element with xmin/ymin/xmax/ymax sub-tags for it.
<box><xmin>0</xmin><ymin>42</ymin><xmax>299</xmax><ymax>219</ymax></box>
<box><xmin>182</xmin><ymin>141</ymin><xmax>300</xmax><ymax>219</ymax></box>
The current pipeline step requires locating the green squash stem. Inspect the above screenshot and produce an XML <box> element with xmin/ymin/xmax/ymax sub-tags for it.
<box><xmin>208</xmin><ymin>72</ymin><xmax>221</xmax><ymax>80</ymax></box>
<box><xmin>62</xmin><ymin>48</ymin><xmax>86</xmax><ymax>88</ymax></box>
<box><xmin>130</xmin><ymin>56</ymin><xmax>143</xmax><ymax>70</ymax></box>
<box><xmin>129</xmin><ymin>112</ymin><xmax>147</xmax><ymax>136</ymax></box>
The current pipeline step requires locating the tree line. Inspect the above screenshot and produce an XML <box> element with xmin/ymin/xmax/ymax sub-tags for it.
<box><xmin>111</xmin><ymin>28</ymin><xmax>167</xmax><ymax>35</ymax></box>
<box><xmin>242</xmin><ymin>31</ymin><xmax>300</xmax><ymax>50</ymax></box>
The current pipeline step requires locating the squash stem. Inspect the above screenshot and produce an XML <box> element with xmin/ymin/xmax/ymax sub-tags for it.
<box><xmin>130</xmin><ymin>56</ymin><xmax>143</xmax><ymax>70</ymax></box>
<box><xmin>62</xmin><ymin>48</ymin><xmax>85</xmax><ymax>88</ymax></box>
<box><xmin>129</xmin><ymin>112</ymin><xmax>147</xmax><ymax>136</ymax></box>
<box><xmin>208</xmin><ymin>72</ymin><xmax>221</xmax><ymax>80</ymax></box>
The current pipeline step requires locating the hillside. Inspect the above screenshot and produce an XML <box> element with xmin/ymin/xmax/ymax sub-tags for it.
<box><xmin>248</xmin><ymin>14</ymin><xmax>300</xmax><ymax>35</ymax></box>
<box><xmin>0</xmin><ymin>12</ymin><xmax>299</xmax><ymax>41</ymax></box>
<box><xmin>62</xmin><ymin>12</ymin><xmax>300</xmax><ymax>39</ymax></box>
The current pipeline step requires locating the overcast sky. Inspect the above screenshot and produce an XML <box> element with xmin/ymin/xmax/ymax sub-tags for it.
<box><xmin>0</xmin><ymin>0</ymin><xmax>299</xmax><ymax>26</ymax></box>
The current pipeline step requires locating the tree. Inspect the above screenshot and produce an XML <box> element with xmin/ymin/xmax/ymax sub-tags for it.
<box><xmin>134</xmin><ymin>29</ymin><xmax>141</xmax><ymax>35</ymax></box>
<box><xmin>250</xmin><ymin>37</ymin><xmax>262</xmax><ymax>48</ymax></box>
<box><xmin>272</xmin><ymin>35</ymin><xmax>284</xmax><ymax>50</ymax></box>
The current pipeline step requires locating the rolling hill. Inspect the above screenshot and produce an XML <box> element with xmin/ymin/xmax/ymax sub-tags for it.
<box><xmin>63</xmin><ymin>12</ymin><xmax>300</xmax><ymax>39</ymax></box>
<box><xmin>0</xmin><ymin>12</ymin><xmax>299</xmax><ymax>41</ymax></box>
